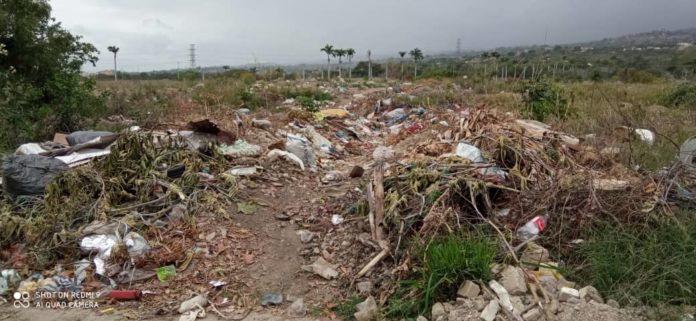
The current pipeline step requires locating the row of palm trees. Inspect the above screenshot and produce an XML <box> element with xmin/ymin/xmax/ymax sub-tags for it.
<box><xmin>320</xmin><ymin>45</ymin><xmax>356</xmax><ymax>79</ymax></box>
<box><xmin>321</xmin><ymin>45</ymin><xmax>425</xmax><ymax>80</ymax></box>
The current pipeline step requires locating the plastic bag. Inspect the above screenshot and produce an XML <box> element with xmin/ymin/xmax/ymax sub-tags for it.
<box><xmin>1</xmin><ymin>155</ymin><xmax>68</xmax><ymax>196</ymax></box>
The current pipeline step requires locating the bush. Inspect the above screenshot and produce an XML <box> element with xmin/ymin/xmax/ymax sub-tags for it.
<box><xmin>580</xmin><ymin>216</ymin><xmax>696</xmax><ymax>306</ymax></box>
<box><xmin>615</xmin><ymin>68</ymin><xmax>659</xmax><ymax>83</ymax></box>
<box><xmin>0</xmin><ymin>0</ymin><xmax>102</xmax><ymax>150</ymax></box>
<box><xmin>661</xmin><ymin>83</ymin><xmax>696</xmax><ymax>109</ymax></box>
<box><xmin>522</xmin><ymin>77</ymin><xmax>571</xmax><ymax>121</ymax></box>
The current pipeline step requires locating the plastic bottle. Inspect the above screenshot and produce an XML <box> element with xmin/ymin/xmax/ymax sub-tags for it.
<box><xmin>516</xmin><ymin>215</ymin><xmax>548</xmax><ymax>241</ymax></box>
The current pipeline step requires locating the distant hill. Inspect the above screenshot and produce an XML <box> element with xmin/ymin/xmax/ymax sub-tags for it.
<box><xmin>579</xmin><ymin>28</ymin><xmax>696</xmax><ymax>48</ymax></box>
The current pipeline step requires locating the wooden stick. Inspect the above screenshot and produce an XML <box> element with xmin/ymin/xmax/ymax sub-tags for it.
<box><xmin>356</xmin><ymin>247</ymin><xmax>389</xmax><ymax>278</ymax></box>
<box><xmin>367</xmin><ymin>182</ymin><xmax>377</xmax><ymax>240</ymax></box>
<box><xmin>373</xmin><ymin>162</ymin><xmax>385</xmax><ymax>242</ymax></box>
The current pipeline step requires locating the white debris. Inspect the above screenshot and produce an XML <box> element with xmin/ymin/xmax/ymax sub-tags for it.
<box><xmin>559</xmin><ymin>287</ymin><xmax>580</xmax><ymax>302</ymax></box>
<box><xmin>479</xmin><ymin>300</ymin><xmax>499</xmax><ymax>321</ymax></box>
<box><xmin>267</xmin><ymin>149</ymin><xmax>305</xmax><ymax>170</ymax></box>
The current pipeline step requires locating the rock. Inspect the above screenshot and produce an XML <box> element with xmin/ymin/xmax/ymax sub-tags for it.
<box><xmin>252</xmin><ymin>119</ymin><xmax>272</xmax><ymax>130</ymax></box>
<box><xmin>488</xmin><ymin>280</ymin><xmax>514</xmax><ymax>313</ymax></box>
<box><xmin>261</xmin><ymin>293</ymin><xmax>283</xmax><ymax>306</ymax></box>
<box><xmin>480</xmin><ymin>300</ymin><xmax>500</xmax><ymax>321</ymax></box>
<box><xmin>287</xmin><ymin>298</ymin><xmax>306</xmax><ymax>317</ymax></box>
<box><xmin>373</xmin><ymin>146</ymin><xmax>396</xmax><ymax>162</ymax></box>
<box><xmin>354</xmin><ymin>296</ymin><xmax>378</xmax><ymax>321</ymax></box>
<box><xmin>457</xmin><ymin>280</ymin><xmax>480</xmax><ymax>299</ymax></box>
<box><xmin>349</xmin><ymin>165</ymin><xmax>364</xmax><ymax>178</ymax></box>
<box><xmin>178</xmin><ymin>294</ymin><xmax>208</xmax><ymax>313</ymax></box>
<box><xmin>297</xmin><ymin>230</ymin><xmax>314</xmax><ymax>243</ymax></box>
<box><xmin>303</xmin><ymin>257</ymin><xmax>338</xmax><ymax>279</ymax></box>
<box><xmin>510</xmin><ymin>296</ymin><xmax>524</xmax><ymax>313</ymax></box>
<box><xmin>522</xmin><ymin>307</ymin><xmax>542</xmax><ymax>321</ymax></box>
<box><xmin>520</xmin><ymin>242</ymin><xmax>549</xmax><ymax>265</ymax></box>
<box><xmin>431</xmin><ymin>302</ymin><xmax>447</xmax><ymax>320</ymax></box>
<box><xmin>607</xmin><ymin>299</ymin><xmax>620</xmax><ymax>309</ymax></box>
<box><xmin>274</xmin><ymin>213</ymin><xmax>291</xmax><ymax>221</ymax></box>
<box><xmin>443</xmin><ymin>302</ymin><xmax>455</xmax><ymax>312</ymax></box>
<box><xmin>546</xmin><ymin>299</ymin><xmax>559</xmax><ymax>314</ymax></box>
<box><xmin>490</xmin><ymin>264</ymin><xmax>504</xmax><ymax>275</ymax></box>
<box><xmin>558</xmin><ymin>287</ymin><xmax>580</xmax><ymax>302</ymax></box>
<box><xmin>448</xmin><ymin>307</ymin><xmax>479</xmax><ymax>321</ymax></box>
<box><xmin>357</xmin><ymin>281</ymin><xmax>373</xmax><ymax>295</ymax></box>
<box><xmin>416</xmin><ymin>316</ymin><xmax>429</xmax><ymax>321</ymax></box>
<box><xmin>499</xmin><ymin>265</ymin><xmax>528</xmax><ymax>295</ymax></box>
<box><xmin>473</xmin><ymin>297</ymin><xmax>487</xmax><ymax>311</ymax></box>
<box><xmin>578</xmin><ymin>285</ymin><xmax>604</xmax><ymax>303</ymax></box>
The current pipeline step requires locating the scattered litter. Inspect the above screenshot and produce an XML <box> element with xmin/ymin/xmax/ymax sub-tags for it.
<box><xmin>297</xmin><ymin>230</ymin><xmax>314</xmax><ymax>243</ymax></box>
<box><xmin>252</xmin><ymin>119</ymin><xmax>272</xmax><ymax>130</ymax></box>
<box><xmin>124</xmin><ymin>232</ymin><xmax>150</xmax><ymax>257</ymax></box>
<box><xmin>0</xmin><ymin>269</ymin><xmax>21</xmax><ymax>295</ymax></box>
<box><xmin>218</xmin><ymin>140</ymin><xmax>262</xmax><ymax>157</ymax></box>
<box><xmin>354</xmin><ymin>296</ymin><xmax>378</xmax><ymax>321</ymax></box>
<box><xmin>331</xmin><ymin>214</ymin><xmax>344</xmax><ymax>225</ymax></box>
<box><xmin>1</xmin><ymin>155</ymin><xmax>68</xmax><ymax>196</ymax></box>
<box><xmin>316</xmin><ymin>108</ymin><xmax>349</xmax><ymax>119</ymax></box>
<box><xmin>287</xmin><ymin>298</ymin><xmax>306</xmax><ymax>317</ymax></box>
<box><xmin>303</xmin><ymin>257</ymin><xmax>338</xmax><ymax>279</ymax></box>
<box><xmin>228</xmin><ymin>166</ymin><xmax>258</xmax><ymax>176</ymax></box>
<box><xmin>178</xmin><ymin>294</ymin><xmax>208</xmax><ymax>313</ymax></box>
<box><xmin>66</xmin><ymin>131</ymin><xmax>114</xmax><ymax>146</ymax></box>
<box><xmin>517</xmin><ymin>215</ymin><xmax>547</xmax><ymax>241</ymax></box>
<box><xmin>156</xmin><ymin>265</ymin><xmax>177</xmax><ymax>282</ymax></box>
<box><xmin>286</xmin><ymin>134</ymin><xmax>316</xmax><ymax>170</ymax></box>
<box><xmin>261</xmin><ymin>293</ymin><xmax>283</xmax><ymax>306</ymax></box>
<box><xmin>592</xmin><ymin>178</ymin><xmax>630</xmax><ymax>191</ymax></box>
<box><xmin>455</xmin><ymin>142</ymin><xmax>485</xmax><ymax>162</ymax></box>
<box><xmin>267</xmin><ymin>149</ymin><xmax>305</xmax><ymax>170</ymax></box>
<box><xmin>209</xmin><ymin>280</ymin><xmax>227</xmax><ymax>288</ymax></box>
<box><xmin>634</xmin><ymin>128</ymin><xmax>655</xmax><ymax>144</ymax></box>
<box><xmin>79</xmin><ymin>234</ymin><xmax>119</xmax><ymax>275</ymax></box>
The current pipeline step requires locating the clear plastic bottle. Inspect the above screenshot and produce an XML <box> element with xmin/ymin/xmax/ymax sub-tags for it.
<box><xmin>516</xmin><ymin>215</ymin><xmax>548</xmax><ymax>241</ymax></box>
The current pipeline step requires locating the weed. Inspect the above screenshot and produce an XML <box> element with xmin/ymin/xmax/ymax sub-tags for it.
<box><xmin>662</xmin><ymin>82</ymin><xmax>696</xmax><ymax>109</ymax></box>
<box><xmin>385</xmin><ymin>233</ymin><xmax>496</xmax><ymax>319</ymax></box>
<box><xmin>522</xmin><ymin>77</ymin><xmax>572</xmax><ymax>121</ymax></box>
<box><xmin>296</xmin><ymin>95</ymin><xmax>319</xmax><ymax>112</ymax></box>
<box><xmin>578</xmin><ymin>214</ymin><xmax>696</xmax><ymax>306</ymax></box>
<box><xmin>334</xmin><ymin>295</ymin><xmax>363</xmax><ymax>321</ymax></box>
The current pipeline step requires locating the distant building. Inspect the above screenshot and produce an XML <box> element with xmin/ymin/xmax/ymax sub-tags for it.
<box><xmin>97</xmin><ymin>70</ymin><xmax>114</xmax><ymax>76</ymax></box>
<box><xmin>677</xmin><ymin>42</ymin><xmax>693</xmax><ymax>50</ymax></box>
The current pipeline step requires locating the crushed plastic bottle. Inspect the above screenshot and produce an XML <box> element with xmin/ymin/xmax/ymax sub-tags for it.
<box><xmin>516</xmin><ymin>215</ymin><xmax>548</xmax><ymax>241</ymax></box>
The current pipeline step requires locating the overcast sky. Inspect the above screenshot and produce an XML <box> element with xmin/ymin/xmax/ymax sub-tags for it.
<box><xmin>50</xmin><ymin>0</ymin><xmax>696</xmax><ymax>72</ymax></box>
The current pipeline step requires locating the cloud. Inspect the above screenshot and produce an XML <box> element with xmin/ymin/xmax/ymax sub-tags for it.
<box><xmin>48</xmin><ymin>0</ymin><xmax>696</xmax><ymax>72</ymax></box>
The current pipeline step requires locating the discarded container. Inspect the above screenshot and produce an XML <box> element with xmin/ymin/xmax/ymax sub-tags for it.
<box><xmin>209</xmin><ymin>280</ymin><xmax>227</xmax><ymax>288</ymax></box>
<box><xmin>156</xmin><ymin>265</ymin><xmax>177</xmax><ymax>281</ymax></box>
<box><xmin>516</xmin><ymin>215</ymin><xmax>548</xmax><ymax>241</ymax></box>
<box><xmin>108</xmin><ymin>290</ymin><xmax>141</xmax><ymax>300</ymax></box>
<box><xmin>2</xmin><ymin>155</ymin><xmax>69</xmax><ymax>196</ymax></box>
<box><xmin>178</xmin><ymin>294</ymin><xmax>208</xmax><ymax>313</ymax></box>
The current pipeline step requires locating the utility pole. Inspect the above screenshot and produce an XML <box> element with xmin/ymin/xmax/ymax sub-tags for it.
<box><xmin>457</xmin><ymin>38</ymin><xmax>461</xmax><ymax>56</ymax></box>
<box><xmin>385</xmin><ymin>59</ymin><xmax>389</xmax><ymax>81</ymax></box>
<box><xmin>177</xmin><ymin>61</ymin><xmax>180</xmax><ymax>80</ymax></box>
<box><xmin>368</xmin><ymin>50</ymin><xmax>372</xmax><ymax>80</ymax></box>
<box><xmin>189</xmin><ymin>44</ymin><xmax>196</xmax><ymax>69</ymax></box>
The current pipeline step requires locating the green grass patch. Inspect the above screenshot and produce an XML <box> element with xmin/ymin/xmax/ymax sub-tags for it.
<box><xmin>578</xmin><ymin>215</ymin><xmax>696</xmax><ymax>306</ymax></box>
<box><xmin>385</xmin><ymin>232</ymin><xmax>496</xmax><ymax>319</ymax></box>
<box><xmin>334</xmin><ymin>295</ymin><xmax>363</xmax><ymax>321</ymax></box>
<box><xmin>662</xmin><ymin>82</ymin><xmax>696</xmax><ymax>109</ymax></box>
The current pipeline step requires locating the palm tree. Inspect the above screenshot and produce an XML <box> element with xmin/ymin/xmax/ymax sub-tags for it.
<box><xmin>320</xmin><ymin>44</ymin><xmax>334</xmax><ymax>80</ymax></box>
<box><xmin>107</xmin><ymin>46</ymin><xmax>119</xmax><ymax>81</ymax></box>
<box><xmin>333</xmin><ymin>49</ymin><xmax>346</xmax><ymax>78</ymax></box>
<box><xmin>409</xmin><ymin>48</ymin><xmax>424</xmax><ymax>79</ymax></box>
<box><xmin>398</xmin><ymin>51</ymin><xmax>406</xmax><ymax>80</ymax></box>
<box><xmin>346</xmin><ymin>48</ymin><xmax>356</xmax><ymax>79</ymax></box>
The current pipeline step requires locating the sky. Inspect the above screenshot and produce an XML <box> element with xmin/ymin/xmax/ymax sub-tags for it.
<box><xmin>50</xmin><ymin>0</ymin><xmax>696</xmax><ymax>72</ymax></box>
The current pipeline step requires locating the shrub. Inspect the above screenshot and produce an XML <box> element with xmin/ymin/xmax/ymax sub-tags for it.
<box><xmin>521</xmin><ymin>77</ymin><xmax>571</xmax><ymax>121</ymax></box>
<box><xmin>0</xmin><ymin>0</ymin><xmax>102</xmax><ymax>150</ymax></box>
<box><xmin>661</xmin><ymin>83</ymin><xmax>696</xmax><ymax>109</ymax></box>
